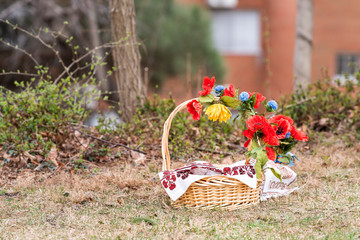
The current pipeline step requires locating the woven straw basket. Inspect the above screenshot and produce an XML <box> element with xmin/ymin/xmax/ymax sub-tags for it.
<box><xmin>161</xmin><ymin>98</ymin><xmax>262</xmax><ymax>211</ymax></box>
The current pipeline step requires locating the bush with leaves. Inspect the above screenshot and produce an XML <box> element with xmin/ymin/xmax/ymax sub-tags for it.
<box><xmin>0</xmin><ymin>78</ymin><xmax>89</xmax><ymax>154</ymax></box>
<box><xmin>0</xmin><ymin>19</ymin><xmax>119</xmax><ymax>170</ymax></box>
<box><xmin>113</xmin><ymin>95</ymin><xmax>239</xmax><ymax>161</ymax></box>
<box><xmin>279</xmin><ymin>74</ymin><xmax>360</xmax><ymax>140</ymax></box>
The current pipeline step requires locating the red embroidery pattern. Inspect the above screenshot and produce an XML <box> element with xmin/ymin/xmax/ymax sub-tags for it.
<box><xmin>176</xmin><ymin>170</ymin><xmax>190</xmax><ymax>180</ymax></box>
<box><xmin>222</xmin><ymin>165</ymin><xmax>255</xmax><ymax>178</ymax></box>
<box><xmin>162</xmin><ymin>171</ymin><xmax>177</xmax><ymax>190</ymax></box>
<box><xmin>161</xmin><ymin>162</ymin><xmax>256</xmax><ymax>191</ymax></box>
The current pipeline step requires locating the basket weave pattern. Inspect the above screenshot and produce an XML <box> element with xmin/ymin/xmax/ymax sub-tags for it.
<box><xmin>161</xmin><ymin>98</ymin><xmax>261</xmax><ymax>210</ymax></box>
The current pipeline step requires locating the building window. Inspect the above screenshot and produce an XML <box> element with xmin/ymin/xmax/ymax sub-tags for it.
<box><xmin>336</xmin><ymin>54</ymin><xmax>359</xmax><ymax>75</ymax></box>
<box><xmin>211</xmin><ymin>10</ymin><xmax>261</xmax><ymax>55</ymax></box>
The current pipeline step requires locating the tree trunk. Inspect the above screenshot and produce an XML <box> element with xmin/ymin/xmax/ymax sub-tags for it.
<box><xmin>86</xmin><ymin>0</ymin><xmax>107</xmax><ymax>90</ymax></box>
<box><xmin>109</xmin><ymin>0</ymin><xmax>145</xmax><ymax>122</ymax></box>
<box><xmin>294</xmin><ymin>0</ymin><xmax>314</xmax><ymax>90</ymax></box>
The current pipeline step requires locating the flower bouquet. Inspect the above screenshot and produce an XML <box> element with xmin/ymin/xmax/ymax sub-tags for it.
<box><xmin>159</xmin><ymin>76</ymin><xmax>308</xmax><ymax>210</ymax></box>
<box><xmin>187</xmin><ymin>76</ymin><xmax>308</xmax><ymax>180</ymax></box>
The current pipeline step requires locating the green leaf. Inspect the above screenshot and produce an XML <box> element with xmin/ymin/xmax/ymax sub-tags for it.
<box><xmin>265</xmin><ymin>104</ymin><xmax>275</xmax><ymax>112</ymax></box>
<box><xmin>249</xmin><ymin>94</ymin><xmax>257</xmax><ymax>107</ymax></box>
<box><xmin>254</xmin><ymin>149</ymin><xmax>268</xmax><ymax>179</ymax></box>
<box><xmin>254</xmin><ymin>160</ymin><xmax>262</xmax><ymax>179</ymax></box>
<box><xmin>202</xmin><ymin>102</ymin><xmax>212</xmax><ymax>112</ymax></box>
<box><xmin>257</xmin><ymin>150</ymin><xmax>268</xmax><ymax>169</ymax></box>
<box><xmin>221</xmin><ymin>96</ymin><xmax>241</xmax><ymax>109</ymax></box>
<box><xmin>270</xmin><ymin>168</ymin><xmax>282</xmax><ymax>181</ymax></box>
<box><xmin>198</xmin><ymin>94</ymin><xmax>215</xmax><ymax>104</ymax></box>
<box><xmin>249</xmin><ymin>146</ymin><xmax>261</xmax><ymax>156</ymax></box>
<box><xmin>235</xmin><ymin>88</ymin><xmax>239</xmax><ymax>99</ymax></box>
<box><xmin>278</xmin><ymin>155</ymin><xmax>290</xmax><ymax>164</ymax></box>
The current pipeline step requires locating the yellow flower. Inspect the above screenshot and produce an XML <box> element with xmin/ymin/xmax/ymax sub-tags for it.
<box><xmin>205</xmin><ymin>104</ymin><xmax>231</xmax><ymax>123</ymax></box>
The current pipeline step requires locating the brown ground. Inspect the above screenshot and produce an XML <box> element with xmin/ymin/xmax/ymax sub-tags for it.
<box><xmin>0</xmin><ymin>132</ymin><xmax>359</xmax><ymax>239</ymax></box>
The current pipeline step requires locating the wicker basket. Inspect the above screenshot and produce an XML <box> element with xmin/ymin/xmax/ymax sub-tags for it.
<box><xmin>161</xmin><ymin>98</ymin><xmax>262</xmax><ymax>211</ymax></box>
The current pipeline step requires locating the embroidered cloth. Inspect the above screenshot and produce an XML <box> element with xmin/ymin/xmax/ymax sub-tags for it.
<box><xmin>159</xmin><ymin>161</ymin><xmax>257</xmax><ymax>201</ymax></box>
<box><xmin>159</xmin><ymin>160</ymin><xmax>298</xmax><ymax>202</ymax></box>
<box><xmin>260</xmin><ymin>160</ymin><xmax>299</xmax><ymax>201</ymax></box>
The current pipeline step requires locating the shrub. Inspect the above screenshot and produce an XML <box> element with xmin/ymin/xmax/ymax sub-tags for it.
<box><xmin>0</xmin><ymin>77</ymin><xmax>91</xmax><ymax>154</ymax></box>
<box><xmin>115</xmin><ymin>95</ymin><xmax>238</xmax><ymax>161</ymax></box>
<box><xmin>0</xmin><ymin>20</ymin><xmax>108</xmax><ymax>166</ymax></box>
<box><xmin>279</xmin><ymin>74</ymin><xmax>360</xmax><ymax>139</ymax></box>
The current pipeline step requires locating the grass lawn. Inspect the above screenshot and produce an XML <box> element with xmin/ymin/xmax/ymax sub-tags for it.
<box><xmin>0</xmin><ymin>134</ymin><xmax>359</xmax><ymax>239</ymax></box>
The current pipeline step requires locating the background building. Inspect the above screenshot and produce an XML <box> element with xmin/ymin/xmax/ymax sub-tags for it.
<box><xmin>167</xmin><ymin>0</ymin><xmax>360</xmax><ymax>101</ymax></box>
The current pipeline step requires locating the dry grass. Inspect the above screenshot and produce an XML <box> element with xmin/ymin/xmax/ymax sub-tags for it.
<box><xmin>0</xmin><ymin>133</ymin><xmax>359</xmax><ymax>239</ymax></box>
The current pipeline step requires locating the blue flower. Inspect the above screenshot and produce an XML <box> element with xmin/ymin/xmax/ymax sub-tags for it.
<box><xmin>285</xmin><ymin>132</ymin><xmax>291</xmax><ymax>138</ymax></box>
<box><xmin>275</xmin><ymin>155</ymin><xmax>282</xmax><ymax>164</ymax></box>
<box><xmin>214</xmin><ymin>85</ymin><xmax>225</xmax><ymax>95</ymax></box>
<box><xmin>239</xmin><ymin>92</ymin><xmax>249</xmax><ymax>102</ymax></box>
<box><xmin>267</xmin><ymin>100</ymin><xmax>278</xmax><ymax>110</ymax></box>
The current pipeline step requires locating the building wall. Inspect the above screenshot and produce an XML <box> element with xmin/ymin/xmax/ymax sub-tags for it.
<box><xmin>172</xmin><ymin>0</ymin><xmax>297</xmax><ymax>101</ymax></box>
<box><xmin>312</xmin><ymin>0</ymin><xmax>360</xmax><ymax>81</ymax></box>
<box><xmin>219</xmin><ymin>0</ymin><xmax>267</xmax><ymax>96</ymax></box>
<box><xmin>224</xmin><ymin>0</ymin><xmax>297</xmax><ymax>100</ymax></box>
<box><xmin>266</xmin><ymin>0</ymin><xmax>297</xmax><ymax>99</ymax></box>
<box><xmin>169</xmin><ymin>0</ymin><xmax>360</xmax><ymax>103</ymax></box>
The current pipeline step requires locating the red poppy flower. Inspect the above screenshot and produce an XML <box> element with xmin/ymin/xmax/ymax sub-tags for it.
<box><xmin>187</xmin><ymin>99</ymin><xmax>202</xmax><ymax>121</ymax></box>
<box><xmin>290</xmin><ymin>126</ymin><xmax>308</xmax><ymax>141</ymax></box>
<box><xmin>272</xmin><ymin>119</ymin><xmax>291</xmax><ymax>139</ymax></box>
<box><xmin>246</xmin><ymin>115</ymin><xmax>268</xmax><ymax>132</ymax></box>
<box><xmin>262</xmin><ymin>125</ymin><xmax>280</xmax><ymax>146</ymax></box>
<box><xmin>265</xmin><ymin>146</ymin><xmax>276</xmax><ymax>161</ymax></box>
<box><xmin>243</xmin><ymin>129</ymin><xmax>254</xmax><ymax>139</ymax></box>
<box><xmin>244</xmin><ymin>139</ymin><xmax>251</xmax><ymax>148</ymax></box>
<box><xmin>269</xmin><ymin>115</ymin><xmax>294</xmax><ymax>125</ymax></box>
<box><xmin>249</xmin><ymin>92</ymin><xmax>266</xmax><ymax>109</ymax></box>
<box><xmin>198</xmin><ymin>76</ymin><xmax>215</xmax><ymax>96</ymax></box>
<box><xmin>223</xmin><ymin>84</ymin><xmax>235</xmax><ymax>97</ymax></box>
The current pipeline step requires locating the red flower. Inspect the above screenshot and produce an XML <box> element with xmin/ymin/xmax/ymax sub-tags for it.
<box><xmin>269</xmin><ymin>115</ymin><xmax>294</xmax><ymax>125</ymax></box>
<box><xmin>249</xmin><ymin>92</ymin><xmax>266</xmax><ymax>109</ymax></box>
<box><xmin>290</xmin><ymin>126</ymin><xmax>308</xmax><ymax>141</ymax></box>
<box><xmin>244</xmin><ymin>139</ymin><xmax>251</xmax><ymax>148</ymax></box>
<box><xmin>187</xmin><ymin>100</ymin><xmax>202</xmax><ymax>121</ymax></box>
<box><xmin>198</xmin><ymin>76</ymin><xmax>215</xmax><ymax>96</ymax></box>
<box><xmin>265</xmin><ymin>146</ymin><xmax>276</xmax><ymax>161</ymax></box>
<box><xmin>223</xmin><ymin>84</ymin><xmax>235</xmax><ymax>97</ymax></box>
<box><xmin>243</xmin><ymin>129</ymin><xmax>254</xmax><ymax>139</ymax></box>
<box><xmin>262</xmin><ymin>125</ymin><xmax>280</xmax><ymax>146</ymax></box>
<box><xmin>272</xmin><ymin>119</ymin><xmax>291</xmax><ymax>139</ymax></box>
<box><xmin>246</xmin><ymin>115</ymin><xmax>268</xmax><ymax>132</ymax></box>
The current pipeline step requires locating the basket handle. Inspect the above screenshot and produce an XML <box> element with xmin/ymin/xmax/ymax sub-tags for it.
<box><xmin>161</xmin><ymin>97</ymin><xmax>221</xmax><ymax>171</ymax></box>
<box><xmin>161</xmin><ymin>98</ymin><xmax>197</xmax><ymax>171</ymax></box>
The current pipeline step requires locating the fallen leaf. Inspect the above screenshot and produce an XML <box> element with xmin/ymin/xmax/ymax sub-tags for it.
<box><xmin>74</xmin><ymin>130</ymin><xmax>81</xmax><ymax>138</ymax></box>
<box><xmin>39</xmin><ymin>131</ymin><xmax>48</xmax><ymax>137</ymax></box>
<box><xmin>46</xmin><ymin>146</ymin><xmax>59</xmax><ymax>167</ymax></box>
<box><xmin>318</xmin><ymin>118</ymin><xmax>329</xmax><ymax>126</ymax></box>
<box><xmin>17</xmin><ymin>156</ymin><xmax>27</xmax><ymax>168</ymax></box>
<box><xmin>23</xmin><ymin>151</ymin><xmax>36</xmax><ymax>161</ymax></box>
<box><xmin>131</xmin><ymin>151</ymin><xmax>146</xmax><ymax>166</ymax></box>
<box><xmin>191</xmin><ymin>127</ymin><xmax>200</xmax><ymax>137</ymax></box>
<box><xmin>3</xmin><ymin>152</ymin><xmax>11</xmax><ymax>159</ymax></box>
<box><xmin>79</xmin><ymin>138</ymin><xmax>90</xmax><ymax>150</ymax></box>
<box><xmin>348</xmin><ymin>110</ymin><xmax>354</xmax><ymax>118</ymax></box>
